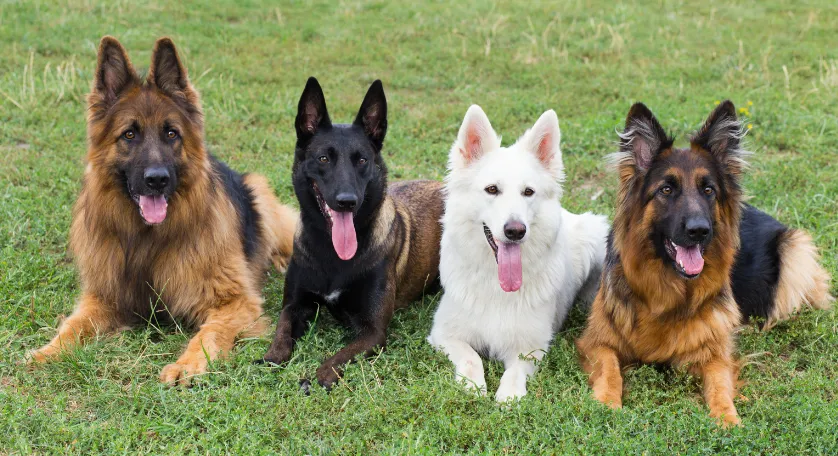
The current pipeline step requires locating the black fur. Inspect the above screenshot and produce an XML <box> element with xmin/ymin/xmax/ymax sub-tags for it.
<box><xmin>109</xmin><ymin>155</ymin><xmax>262</xmax><ymax>327</ymax></box>
<box><xmin>210</xmin><ymin>156</ymin><xmax>262</xmax><ymax>260</ymax></box>
<box><xmin>731</xmin><ymin>204</ymin><xmax>786</xmax><ymax>325</ymax></box>
<box><xmin>622</xmin><ymin>103</ymin><xmax>728</xmax><ymax>280</ymax></box>
<box><xmin>620</xmin><ymin>102</ymin><xmax>788</xmax><ymax>325</ymax></box>
<box><xmin>116</xmin><ymin>121</ymin><xmax>180</xmax><ymax>208</ymax></box>
<box><xmin>261</xmin><ymin>77</ymin><xmax>397</xmax><ymax>389</ymax></box>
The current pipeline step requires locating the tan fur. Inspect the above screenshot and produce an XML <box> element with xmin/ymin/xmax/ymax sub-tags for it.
<box><xmin>581</xmin><ymin>101</ymin><xmax>833</xmax><ymax>426</ymax></box>
<box><xmin>765</xmin><ymin>229</ymin><xmax>834</xmax><ymax>330</ymax></box>
<box><xmin>266</xmin><ymin>179</ymin><xmax>443</xmax><ymax>387</ymax></box>
<box><xmin>27</xmin><ymin>37</ymin><xmax>297</xmax><ymax>386</ymax></box>
<box><xmin>577</xmin><ymin>144</ymin><xmax>743</xmax><ymax>427</ymax></box>
<box><xmin>243</xmin><ymin>173</ymin><xmax>298</xmax><ymax>273</ymax></box>
<box><xmin>389</xmin><ymin>180</ymin><xmax>445</xmax><ymax>305</ymax></box>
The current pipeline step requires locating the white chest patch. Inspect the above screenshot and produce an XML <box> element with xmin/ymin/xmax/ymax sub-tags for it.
<box><xmin>324</xmin><ymin>290</ymin><xmax>342</xmax><ymax>303</ymax></box>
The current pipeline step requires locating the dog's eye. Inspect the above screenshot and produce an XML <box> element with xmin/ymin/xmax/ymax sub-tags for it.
<box><xmin>523</xmin><ymin>188</ymin><xmax>535</xmax><ymax>197</ymax></box>
<box><xmin>660</xmin><ymin>185</ymin><xmax>673</xmax><ymax>196</ymax></box>
<box><xmin>704</xmin><ymin>186</ymin><xmax>715</xmax><ymax>196</ymax></box>
<box><xmin>485</xmin><ymin>185</ymin><xmax>499</xmax><ymax>195</ymax></box>
<box><xmin>123</xmin><ymin>130</ymin><xmax>135</xmax><ymax>141</ymax></box>
<box><xmin>318</xmin><ymin>156</ymin><xmax>329</xmax><ymax>163</ymax></box>
<box><xmin>167</xmin><ymin>129</ymin><xmax>179</xmax><ymax>140</ymax></box>
<box><xmin>358</xmin><ymin>157</ymin><xmax>367</xmax><ymax>165</ymax></box>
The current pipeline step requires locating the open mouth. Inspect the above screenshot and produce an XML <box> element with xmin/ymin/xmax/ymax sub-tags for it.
<box><xmin>664</xmin><ymin>238</ymin><xmax>706</xmax><ymax>279</ymax></box>
<box><xmin>130</xmin><ymin>190</ymin><xmax>168</xmax><ymax>225</ymax></box>
<box><xmin>313</xmin><ymin>182</ymin><xmax>332</xmax><ymax>231</ymax></box>
<box><xmin>483</xmin><ymin>223</ymin><xmax>522</xmax><ymax>293</ymax></box>
<box><xmin>483</xmin><ymin>224</ymin><xmax>499</xmax><ymax>259</ymax></box>
<box><xmin>313</xmin><ymin>182</ymin><xmax>357</xmax><ymax>261</ymax></box>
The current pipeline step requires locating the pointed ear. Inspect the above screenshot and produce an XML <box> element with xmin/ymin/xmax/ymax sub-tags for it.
<box><xmin>295</xmin><ymin>77</ymin><xmax>331</xmax><ymax>140</ymax></box>
<box><xmin>523</xmin><ymin>110</ymin><xmax>562</xmax><ymax>172</ymax></box>
<box><xmin>353</xmin><ymin>80</ymin><xmax>387</xmax><ymax>149</ymax></box>
<box><xmin>690</xmin><ymin>100</ymin><xmax>747</xmax><ymax>173</ymax></box>
<box><xmin>452</xmin><ymin>105</ymin><xmax>500</xmax><ymax>166</ymax></box>
<box><xmin>92</xmin><ymin>36</ymin><xmax>138</xmax><ymax>106</ymax></box>
<box><xmin>618</xmin><ymin>103</ymin><xmax>672</xmax><ymax>171</ymax></box>
<box><xmin>148</xmin><ymin>38</ymin><xmax>193</xmax><ymax>95</ymax></box>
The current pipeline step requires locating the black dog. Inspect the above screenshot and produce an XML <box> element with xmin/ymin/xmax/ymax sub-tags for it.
<box><xmin>261</xmin><ymin>78</ymin><xmax>444</xmax><ymax>388</ymax></box>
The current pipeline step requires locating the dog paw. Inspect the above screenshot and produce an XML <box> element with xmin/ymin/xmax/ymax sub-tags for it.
<box><xmin>711</xmin><ymin>411</ymin><xmax>741</xmax><ymax>428</ymax></box>
<box><xmin>459</xmin><ymin>377</ymin><xmax>487</xmax><ymax>396</ymax></box>
<box><xmin>455</xmin><ymin>360</ymin><xmax>486</xmax><ymax>395</ymax></box>
<box><xmin>259</xmin><ymin>347</ymin><xmax>292</xmax><ymax>366</ymax></box>
<box><xmin>592</xmin><ymin>389</ymin><xmax>622</xmax><ymax>409</ymax></box>
<box><xmin>160</xmin><ymin>357</ymin><xmax>209</xmax><ymax>387</ymax></box>
<box><xmin>254</xmin><ymin>355</ymin><xmax>288</xmax><ymax>367</ymax></box>
<box><xmin>456</xmin><ymin>374</ymin><xmax>487</xmax><ymax>396</ymax></box>
<box><xmin>24</xmin><ymin>346</ymin><xmax>57</xmax><ymax>365</ymax></box>
<box><xmin>315</xmin><ymin>364</ymin><xmax>341</xmax><ymax>390</ymax></box>
<box><xmin>495</xmin><ymin>379</ymin><xmax>527</xmax><ymax>403</ymax></box>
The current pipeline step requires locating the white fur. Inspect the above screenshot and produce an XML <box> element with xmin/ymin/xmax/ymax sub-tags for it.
<box><xmin>428</xmin><ymin>106</ymin><xmax>610</xmax><ymax>402</ymax></box>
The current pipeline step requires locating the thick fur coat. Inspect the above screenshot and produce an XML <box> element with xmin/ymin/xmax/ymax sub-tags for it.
<box><xmin>28</xmin><ymin>37</ymin><xmax>297</xmax><ymax>385</ymax></box>
<box><xmin>428</xmin><ymin>106</ymin><xmax>609</xmax><ymax>402</ymax></box>
<box><xmin>261</xmin><ymin>78</ymin><xmax>443</xmax><ymax>389</ymax></box>
<box><xmin>576</xmin><ymin>101</ymin><xmax>833</xmax><ymax>426</ymax></box>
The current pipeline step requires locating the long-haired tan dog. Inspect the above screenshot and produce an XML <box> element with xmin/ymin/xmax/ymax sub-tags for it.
<box><xmin>28</xmin><ymin>36</ymin><xmax>297</xmax><ymax>385</ymax></box>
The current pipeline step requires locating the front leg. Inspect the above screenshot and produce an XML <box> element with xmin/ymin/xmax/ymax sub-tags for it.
<box><xmin>261</xmin><ymin>270</ymin><xmax>317</xmax><ymax>365</ymax></box>
<box><xmin>577</xmin><ymin>342</ymin><xmax>624</xmax><ymax>408</ymax></box>
<box><xmin>160</xmin><ymin>294</ymin><xmax>263</xmax><ymax>386</ymax></box>
<box><xmin>700</xmin><ymin>357</ymin><xmax>740</xmax><ymax>427</ymax></box>
<box><xmin>315</xmin><ymin>279</ymin><xmax>395</xmax><ymax>389</ymax></box>
<box><xmin>432</xmin><ymin>338</ymin><xmax>487</xmax><ymax>394</ymax></box>
<box><xmin>495</xmin><ymin>349</ymin><xmax>545</xmax><ymax>403</ymax></box>
<box><xmin>27</xmin><ymin>293</ymin><xmax>118</xmax><ymax>363</ymax></box>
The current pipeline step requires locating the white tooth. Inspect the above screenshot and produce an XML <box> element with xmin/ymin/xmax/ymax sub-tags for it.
<box><xmin>679</xmin><ymin>260</ymin><xmax>684</xmax><ymax>268</ymax></box>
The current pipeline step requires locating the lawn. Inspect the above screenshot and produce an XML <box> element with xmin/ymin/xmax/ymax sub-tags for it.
<box><xmin>1</xmin><ymin>0</ymin><xmax>837</xmax><ymax>453</ymax></box>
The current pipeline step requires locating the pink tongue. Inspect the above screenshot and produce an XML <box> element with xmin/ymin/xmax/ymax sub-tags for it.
<box><xmin>497</xmin><ymin>242</ymin><xmax>523</xmax><ymax>292</ymax></box>
<box><xmin>139</xmin><ymin>195</ymin><xmax>167</xmax><ymax>224</ymax></box>
<box><xmin>675</xmin><ymin>244</ymin><xmax>704</xmax><ymax>275</ymax></box>
<box><xmin>329</xmin><ymin>207</ymin><xmax>357</xmax><ymax>260</ymax></box>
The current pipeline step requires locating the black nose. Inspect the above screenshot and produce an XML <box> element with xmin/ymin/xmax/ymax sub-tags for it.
<box><xmin>685</xmin><ymin>217</ymin><xmax>711</xmax><ymax>242</ymax></box>
<box><xmin>335</xmin><ymin>193</ymin><xmax>357</xmax><ymax>210</ymax></box>
<box><xmin>144</xmin><ymin>167</ymin><xmax>170</xmax><ymax>191</ymax></box>
<box><xmin>503</xmin><ymin>221</ymin><xmax>527</xmax><ymax>241</ymax></box>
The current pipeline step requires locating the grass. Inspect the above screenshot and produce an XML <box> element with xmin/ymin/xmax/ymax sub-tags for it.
<box><xmin>1</xmin><ymin>0</ymin><xmax>837</xmax><ymax>453</ymax></box>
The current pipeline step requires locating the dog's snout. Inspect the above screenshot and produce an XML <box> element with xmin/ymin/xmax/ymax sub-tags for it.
<box><xmin>144</xmin><ymin>167</ymin><xmax>170</xmax><ymax>191</ymax></box>
<box><xmin>685</xmin><ymin>217</ymin><xmax>711</xmax><ymax>242</ymax></box>
<box><xmin>503</xmin><ymin>221</ymin><xmax>527</xmax><ymax>241</ymax></box>
<box><xmin>335</xmin><ymin>193</ymin><xmax>358</xmax><ymax>210</ymax></box>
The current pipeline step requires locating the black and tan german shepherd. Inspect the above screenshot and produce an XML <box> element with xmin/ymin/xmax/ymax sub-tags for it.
<box><xmin>577</xmin><ymin>101</ymin><xmax>833</xmax><ymax>426</ymax></box>
<box><xmin>27</xmin><ymin>37</ymin><xmax>298</xmax><ymax>385</ymax></box>
<box><xmin>261</xmin><ymin>78</ymin><xmax>443</xmax><ymax>389</ymax></box>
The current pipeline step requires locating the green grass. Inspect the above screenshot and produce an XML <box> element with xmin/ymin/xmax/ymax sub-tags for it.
<box><xmin>1</xmin><ymin>0</ymin><xmax>837</xmax><ymax>453</ymax></box>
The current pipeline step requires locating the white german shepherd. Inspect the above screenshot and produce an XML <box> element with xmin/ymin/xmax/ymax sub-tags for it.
<box><xmin>428</xmin><ymin>106</ymin><xmax>609</xmax><ymax>402</ymax></box>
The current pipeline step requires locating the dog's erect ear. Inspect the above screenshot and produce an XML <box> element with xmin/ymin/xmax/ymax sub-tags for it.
<box><xmin>691</xmin><ymin>100</ymin><xmax>748</xmax><ymax>174</ymax></box>
<box><xmin>92</xmin><ymin>36</ymin><xmax>138</xmax><ymax>106</ymax></box>
<box><xmin>296</xmin><ymin>77</ymin><xmax>331</xmax><ymax>140</ymax></box>
<box><xmin>618</xmin><ymin>103</ymin><xmax>672</xmax><ymax>171</ymax></box>
<box><xmin>523</xmin><ymin>110</ymin><xmax>563</xmax><ymax>174</ymax></box>
<box><xmin>354</xmin><ymin>80</ymin><xmax>388</xmax><ymax>149</ymax></box>
<box><xmin>149</xmin><ymin>38</ymin><xmax>196</xmax><ymax>97</ymax></box>
<box><xmin>452</xmin><ymin>105</ymin><xmax>500</xmax><ymax>167</ymax></box>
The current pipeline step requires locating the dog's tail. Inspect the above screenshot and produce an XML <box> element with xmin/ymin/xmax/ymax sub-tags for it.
<box><xmin>764</xmin><ymin>229</ymin><xmax>834</xmax><ymax>330</ymax></box>
<box><xmin>244</xmin><ymin>173</ymin><xmax>299</xmax><ymax>273</ymax></box>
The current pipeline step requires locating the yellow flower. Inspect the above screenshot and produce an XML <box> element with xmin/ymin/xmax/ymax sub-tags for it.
<box><xmin>747</xmin><ymin>124</ymin><xmax>753</xmax><ymax>130</ymax></box>
<box><xmin>714</xmin><ymin>100</ymin><xmax>721</xmax><ymax>105</ymax></box>
<box><xmin>738</xmin><ymin>107</ymin><xmax>747</xmax><ymax>113</ymax></box>
<box><xmin>747</xmin><ymin>100</ymin><xmax>753</xmax><ymax>106</ymax></box>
